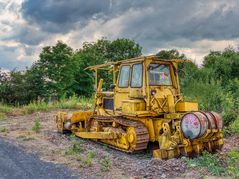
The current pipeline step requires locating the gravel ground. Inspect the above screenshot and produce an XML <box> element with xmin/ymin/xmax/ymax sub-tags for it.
<box><xmin>0</xmin><ymin>110</ymin><xmax>238</xmax><ymax>179</ymax></box>
<box><xmin>0</xmin><ymin>138</ymin><xmax>78</xmax><ymax>179</ymax></box>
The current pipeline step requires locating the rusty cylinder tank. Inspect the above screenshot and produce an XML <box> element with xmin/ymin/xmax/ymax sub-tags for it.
<box><xmin>181</xmin><ymin>111</ymin><xmax>223</xmax><ymax>140</ymax></box>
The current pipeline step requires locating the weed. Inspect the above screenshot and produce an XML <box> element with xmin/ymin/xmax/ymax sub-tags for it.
<box><xmin>0</xmin><ymin>113</ymin><xmax>8</xmax><ymax>121</ymax></box>
<box><xmin>0</xmin><ymin>127</ymin><xmax>8</xmax><ymax>133</ymax></box>
<box><xmin>65</xmin><ymin>136</ymin><xmax>83</xmax><ymax>155</ymax></box>
<box><xmin>71</xmin><ymin>143</ymin><xmax>81</xmax><ymax>153</ymax></box>
<box><xmin>186</xmin><ymin>151</ymin><xmax>227</xmax><ymax>176</ymax></box>
<box><xmin>65</xmin><ymin>143</ymin><xmax>82</xmax><ymax>155</ymax></box>
<box><xmin>145</xmin><ymin>148</ymin><xmax>152</xmax><ymax>158</ymax></box>
<box><xmin>64</xmin><ymin>149</ymin><xmax>74</xmax><ymax>156</ymax></box>
<box><xmin>32</xmin><ymin>119</ymin><xmax>42</xmax><ymax>133</ymax></box>
<box><xmin>83</xmin><ymin>150</ymin><xmax>95</xmax><ymax>167</ymax></box>
<box><xmin>99</xmin><ymin>156</ymin><xmax>112</xmax><ymax>172</ymax></box>
<box><xmin>87</xmin><ymin>150</ymin><xmax>95</xmax><ymax>159</ymax></box>
<box><xmin>70</xmin><ymin>133</ymin><xmax>76</xmax><ymax>140</ymax></box>
<box><xmin>84</xmin><ymin>157</ymin><xmax>93</xmax><ymax>167</ymax></box>
<box><xmin>95</xmin><ymin>172</ymin><xmax>101</xmax><ymax>176</ymax></box>
<box><xmin>76</xmin><ymin>154</ymin><xmax>82</xmax><ymax>161</ymax></box>
<box><xmin>102</xmin><ymin>144</ymin><xmax>109</xmax><ymax>151</ymax></box>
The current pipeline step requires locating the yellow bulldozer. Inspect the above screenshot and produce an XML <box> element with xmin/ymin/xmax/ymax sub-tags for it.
<box><xmin>56</xmin><ymin>55</ymin><xmax>224</xmax><ymax>159</ymax></box>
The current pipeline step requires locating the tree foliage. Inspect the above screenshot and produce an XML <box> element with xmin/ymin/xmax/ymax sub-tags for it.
<box><xmin>73</xmin><ymin>38</ymin><xmax>142</xmax><ymax>95</ymax></box>
<box><xmin>0</xmin><ymin>38</ymin><xmax>142</xmax><ymax>103</ymax></box>
<box><xmin>0</xmin><ymin>39</ymin><xmax>237</xmax><ymax>126</ymax></box>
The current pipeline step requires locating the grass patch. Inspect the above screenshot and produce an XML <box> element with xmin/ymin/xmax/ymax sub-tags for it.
<box><xmin>186</xmin><ymin>151</ymin><xmax>227</xmax><ymax>176</ymax></box>
<box><xmin>64</xmin><ymin>135</ymin><xmax>84</xmax><ymax>155</ymax></box>
<box><xmin>23</xmin><ymin>101</ymin><xmax>48</xmax><ymax>114</ymax></box>
<box><xmin>222</xmin><ymin>117</ymin><xmax>239</xmax><ymax>136</ymax></box>
<box><xmin>186</xmin><ymin>150</ymin><xmax>239</xmax><ymax>178</ymax></box>
<box><xmin>64</xmin><ymin>136</ymin><xmax>96</xmax><ymax>168</ymax></box>
<box><xmin>227</xmin><ymin>150</ymin><xmax>239</xmax><ymax>178</ymax></box>
<box><xmin>0</xmin><ymin>104</ymin><xmax>14</xmax><ymax>113</ymax></box>
<box><xmin>32</xmin><ymin>119</ymin><xmax>42</xmax><ymax>133</ymax></box>
<box><xmin>0</xmin><ymin>96</ymin><xmax>94</xmax><ymax>117</ymax></box>
<box><xmin>64</xmin><ymin>135</ymin><xmax>98</xmax><ymax>168</ymax></box>
<box><xmin>230</xmin><ymin>117</ymin><xmax>239</xmax><ymax>134</ymax></box>
<box><xmin>52</xmin><ymin>95</ymin><xmax>93</xmax><ymax>110</ymax></box>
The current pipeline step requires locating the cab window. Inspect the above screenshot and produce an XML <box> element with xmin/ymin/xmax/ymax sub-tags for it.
<box><xmin>131</xmin><ymin>64</ymin><xmax>143</xmax><ymax>87</ymax></box>
<box><xmin>148</xmin><ymin>64</ymin><xmax>172</xmax><ymax>85</ymax></box>
<box><xmin>118</xmin><ymin>65</ymin><xmax>130</xmax><ymax>87</ymax></box>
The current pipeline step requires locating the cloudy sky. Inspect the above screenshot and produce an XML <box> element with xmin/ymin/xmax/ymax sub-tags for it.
<box><xmin>1</xmin><ymin>0</ymin><xmax>239</xmax><ymax>70</ymax></box>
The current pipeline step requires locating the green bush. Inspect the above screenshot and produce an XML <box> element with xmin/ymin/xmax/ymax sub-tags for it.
<box><xmin>182</xmin><ymin>79</ymin><xmax>223</xmax><ymax>111</ymax></box>
<box><xmin>222</xmin><ymin>78</ymin><xmax>239</xmax><ymax>125</ymax></box>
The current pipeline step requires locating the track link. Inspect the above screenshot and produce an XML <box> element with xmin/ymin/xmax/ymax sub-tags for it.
<box><xmin>87</xmin><ymin>116</ymin><xmax>149</xmax><ymax>152</ymax></box>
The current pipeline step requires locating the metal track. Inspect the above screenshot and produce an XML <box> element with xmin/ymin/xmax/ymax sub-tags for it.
<box><xmin>87</xmin><ymin>115</ymin><xmax>149</xmax><ymax>153</ymax></box>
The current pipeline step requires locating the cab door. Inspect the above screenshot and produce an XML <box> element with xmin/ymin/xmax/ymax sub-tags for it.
<box><xmin>114</xmin><ymin>65</ymin><xmax>131</xmax><ymax>111</ymax></box>
<box><xmin>114</xmin><ymin>63</ymin><xmax>144</xmax><ymax>113</ymax></box>
<box><xmin>129</xmin><ymin>63</ymin><xmax>144</xmax><ymax>99</ymax></box>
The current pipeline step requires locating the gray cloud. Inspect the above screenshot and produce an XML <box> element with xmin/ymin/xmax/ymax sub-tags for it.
<box><xmin>1</xmin><ymin>0</ymin><xmax>239</xmax><ymax>69</ymax></box>
<box><xmin>114</xmin><ymin>1</ymin><xmax>239</xmax><ymax>52</ymax></box>
<box><xmin>0</xmin><ymin>45</ymin><xmax>33</xmax><ymax>70</ymax></box>
<box><xmin>5</xmin><ymin>26</ymin><xmax>48</xmax><ymax>46</ymax></box>
<box><xmin>21</xmin><ymin>0</ymin><xmax>239</xmax><ymax>49</ymax></box>
<box><xmin>21</xmin><ymin>0</ymin><xmax>111</xmax><ymax>33</ymax></box>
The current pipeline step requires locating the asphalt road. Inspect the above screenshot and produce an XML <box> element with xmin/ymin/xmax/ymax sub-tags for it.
<box><xmin>0</xmin><ymin>138</ymin><xmax>78</xmax><ymax>179</ymax></box>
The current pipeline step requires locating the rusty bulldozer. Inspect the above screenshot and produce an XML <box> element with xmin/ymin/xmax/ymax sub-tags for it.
<box><xmin>56</xmin><ymin>55</ymin><xmax>224</xmax><ymax>159</ymax></box>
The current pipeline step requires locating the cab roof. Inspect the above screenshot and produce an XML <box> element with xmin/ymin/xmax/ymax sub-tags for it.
<box><xmin>85</xmin><ymin>55</ymin><xmax>190</xmax><ymax>71</ymax></box>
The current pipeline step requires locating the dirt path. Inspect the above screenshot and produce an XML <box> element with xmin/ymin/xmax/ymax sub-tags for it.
<box><xmin>0</xmin><ymin>110</ymin><xmax>238</xmax><ymax>179</ymax></box>
<box><xmin>0</xmin><ymin>138</ymin><xmax>78</xmax><ymax>179</ymax></box>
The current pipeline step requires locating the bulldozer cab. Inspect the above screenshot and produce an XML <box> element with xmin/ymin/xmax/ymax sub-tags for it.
<box><xmin>86</xmin><ymin>55</ymin><xmax>190</xmax><ymax>116</ymax></box>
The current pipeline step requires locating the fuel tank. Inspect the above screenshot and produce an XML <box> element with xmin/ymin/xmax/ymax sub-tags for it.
<box><xmin>181</xmin><ymin>111</ymin><xmax>223</xmax><ymax>140</ymax></box>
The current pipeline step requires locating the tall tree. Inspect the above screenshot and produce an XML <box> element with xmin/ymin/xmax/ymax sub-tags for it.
<box><xmin>35</xmin><ymin>41</ymin><xmax>77</xmax><ymax>98</ymax></box>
